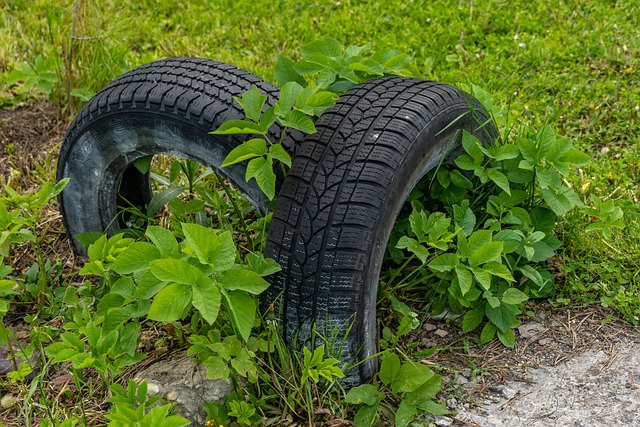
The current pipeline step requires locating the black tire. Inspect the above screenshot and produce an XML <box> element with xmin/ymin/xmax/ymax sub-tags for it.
<box><xmin>264</xmin><ymin>77</ymin><xmax>497</xmax><ymax>386</ymax></box>
<box><xmin>57</xmin><ymin>58</ymin><xmax>296</xmax><ymax>255</ymax></box>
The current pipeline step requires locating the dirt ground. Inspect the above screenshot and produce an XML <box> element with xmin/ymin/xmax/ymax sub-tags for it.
<box><xmin>1</xmin><ymin>103</ymin><xmax>639</xmax><ymax>426</ymax></box>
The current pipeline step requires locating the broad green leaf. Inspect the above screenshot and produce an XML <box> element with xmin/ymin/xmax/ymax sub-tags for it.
<box><xmin>279</xmin><ymin>109</ymin><xmax>317</xmax><ymax>134</ymax></box>
<box><xmin>396</xmin><ymin>236</ymin><xmax>429</xmax><ymax>264</ymax></box>
<box><xmin>483</xmin><ymin>262</ymin><xmax>514</xmax><ymax>281</ymax></box>
<box><xmin>246</xmin><ymin>252</ymin><xmax>281</xmax><ymax>276</ymax></box>
<box><xmin>294</xmin><ymin>57</ymin><xmax>326</xmax><ymax>74</ymax></box>
<box><xmin>428</xmin><ymin>253</ymin><xmax>458</xmax><ymax>273</ymax></box>
<box><xmin>216</xmin><ymin>230</ymin><xmax>237</xmax><ymax>271</ymax></box>
<box><xmin>462</xmin><ymin>306</ymin><xmax>485</xmax><ymax>333</ymax></box>
<box><xmin>61</xmin><ymin>332</ymin><xmax>85</xmax><ymax>351</ymax></box>
<box><xmin>259</xmin><ymin>106</ymin><xmax>277</xmax><ymax>132</ymax></box>
<box><xmin>219</xmin><ymin>269</ymin><xmax>270</xmax><ymax>294</ymax></box>
<box><xmin>469</xmin><ymin>241</ymin><xmax>503</xmax><ymax>267</ymax></box>
<box><xmin>497</xmin><ymin>328</ymin><xmax>516</xmax><ymax>347</ymax></box>
<box><xmin>230</xmin><ymin>347</ymin><xmax>258</xmax><ymax>381</ymax></box>
<box><xmin>149</xmin><ymin>258</ymin><xmax>203</xmax><ymax>286</ymax></box>
<box><xmin>269</xmin><ymin>144</ymin><xmax>292</xmax><ymax>167</ymax></box>
<box><xmin>529</xmin><ymin>240</ymin><xmax>557</xmax><ymax>262</ymax></box>
<box><xmin>480</xmin><ymin>322</ymin><xmax>497</xmax><ymax>344</ymax></box>
<box><xmin>464</xmin><ymin>230</ymin><xmax>491</xmax><ymax>256</ymax></box>
<box><xmin>274</xmin><ymin>54</ymin><xmax>305</xmax><ymax>87</ymax></box>
<box><xmin>97</xmin><ymin>330</ymin><xmax>119</xmax><ymax>355</ymax></box>
<box><xmin>417</xmin><ymin>399</ymin><xmax>449</xmax><ymax>416</ymax></box>
<box><xmin>87</xmin><ymin>234</ymin><xmax>107</xmax><ymax>262</ymax></box>
<box><xmin>136</xmin><ymin>271</ymin><xmax>167</xmax><ymax>299</ymax></box>
<box><xmin>518</xmin><ymin>137</ymin><xmax>539</xmax><ymax>165</ymax></box>
<box><xmin>211</xmin><ymin>119</ymin><xmax>264</xmax><ymax>135</ymax></box>
<box><xmin>148</xmin><ymin>283</ymin><xmax>192</xmax><ymax>322</ymax></box>
<box><xmin>383</xmin><ymin>52</ymin><xmax>414</xmax><ymax>73</ymax></box>
<box><xmin>317</xmin><ymin>68</ymin><xmax>337</xmax><ymax>88</ymax></box>
<box><xmin>558</xmin><ymin>149</ymin><xmax>590</xmax><ymax>166</ymax></box>
<box><xmin>301</xmin><ymin>37</ymin><xmax>343</xmax><ymax>58</ymax></box>
<box><xmin>408</xmin><ymin>209</ymin><xmax>428</xmax><ymax>238</ymax></box>
<box><xmin>133</xmin><ymin>156</ymin><xmax>152</xmax><ymax>174</ymax></box>
<box><xmin>234</xmin><ymin>85</ymin><xmax>266</xmax><ymax>122</ymax></box>
<box><xmin>246</xmin><ymin>156</ymin><xmax>277</xmax><ymax>200</ymax></box>
<box><xmin>112</xmin><ymin>242</ymin><xmax>160</xmax><ymax>274</ymax></box>
<box><xmin>542</xmin><ymin>187</ymin><xmax>575</xmax><ymax>216</ymax></box>
<box><xmin>404</xmin><ymin>374</ymin><xmax>442</xmax><ymax>405</ymax></box>
<box><xmin>379</xmin><ymin>353</ymin><xmax>401</xmax><ymax>386</ymax></box>
<box><xmin>487</xmin><ymin>169</ymin><xmax>511</xmax><ymax>195</ymax></box>
<box><xmin>530</xmin><ymin>207</ymin><xmax>556</xmax><ymax>233</ymax></box>
<box><xmin>223</xmin><ymin>290</ymin><xmax>256</xmax><ymax>341</ymax></box>
<box><xmin>483</xmin><ymin>290</ymin><xmax>500</xmax><ymax>308</ymax></box>
<box><xmin>391</xmin><ymin>362</ymin><xmax>435</xmax><ymax>393</ymax></box>
<box><xmin>205</xmin><ymin>356</ymin><xmax>231</xmax><ymax>380</ymax></box>
<box><xmin>275</xmin><ymin>81</ymin><xmax>303</xmax><ymax>117</ymax></box>
<box><xmin>304</xmin><ymin>90</ymin><xmax>338</xmax><ymax>112</ymax></box>
<box><xmin>485</xmin><ymin>301</ymin><xmax>518</xmax><ymax>334</ymax></box>
<box><xmin>110</xmin><ymin>277</ymin><xmax>136</xmax><ymax>299</ymax></box>
<box><xmin>145</xmin><ymin>226</ymin><xmax>179</xmax><ymax>258</ymax></box>
<box><xmin>192</xmin><ymin>278</ymin><xmax>221</xmax><ymax>325</ymax></box>
<box><xmin>345</xmin><ymin>384</ymin><xmax>379</xmax><ymax>406</ymax></box>
<box><xmin>455</xmin><ymin>265</ymin><xmax>473</xmax><ymax>295</ymax></box>
<box><xmin>492</xmin><ymin>144</ymin><xmax>520</xmax><ymax>161</ymax></box>
<box><xmin>493</xmin><ymin>230</ymin><xmax>522</xmax><ymax>254</ymax></box>
<box><xmin>182</xmin><ymin>222</ymin><xmax>221</xmax><ymax>266</ymax></box>
<box><xmin>354</xmin><ymin>403</ymin><xmax>379</xmax><ymax>427</ymax></box>
<box><xmin>449</xmin><ymin>169</ymin><xmax>473</xmax><ymax>189</ymax></box>
<box><xmin>461</xmin><ymin>131</ymin><xmax>484</xmax><ymax>164</ymax></box>
<box><xmin>453</xmin><ymin>201</ymin><xmax>475</xmax><ymax>237</ymax></box>
<box><xmin>395</xmin><ymin>401</ymin><xmax>418</xmax><ymax>427</ymax></box>
<box><xmin>502</xmin><ymin>288</ymin><xmax>529</xmax><ymax>305</ymax></box>
<box><xmin>221</xmin><ymin>138</ymin><xmax>268</xmax><ymax>167</ymax></box>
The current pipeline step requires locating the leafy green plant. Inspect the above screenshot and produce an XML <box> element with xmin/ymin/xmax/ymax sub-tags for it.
<box><xmin>583</xmin><ymin>194</ymin><xmax>625</xmax><ymax>240</ymax></box>
<box><xmin>213</xmin><ymin>37</ymin><xmax>418</xmax><ymax>200</ymax></box>
<box><xmin>105</xmin><ymin>380</ymin><xmax>189</xmax><ymax>427</ymax></box>
<box><xmin>79</xmin><ymin>222</ymin><xmax>274</xmax><ymax>341</ymax></box>
<box><xmin>385</xmin><ymin>117</ymin><xmax>627</xmax><ymax>345</ymax></box>
<box><xmin>345</xmin><ymin>353</ymin><xmax>445</xmax><ymax>427</ymax></box>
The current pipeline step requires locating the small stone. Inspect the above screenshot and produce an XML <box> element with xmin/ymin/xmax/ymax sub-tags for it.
<box><xmin>517</xmin><ymin>322</ymin><xmax>545</xmax><ymax>339</ymax></box>
<box><xmin>434</xmin><ymin>416</ymin><xmax>453</xmax><ymax>426</ymax></box>
<box><xmin>488</xmin><ymin>385</ymin><xmax>503</xmax><ymax>394</ymax></box>
<box><xmin>434</xmin><ymin>329</ymin><xmax>449</xmax><ymax>338</ymax></box>
<box><xmin>423</xmin><ymin>322</ymin><xmax>437</xmax><ymax>332</ymax></box>
<box><xmin>455</xmin><ymin>374</ymin><xmax>469</xmax><ymax>385</ymax></box>
<box><xmin>601</xmin><ymin>146</ymin><xmax>611</xmax><ymax>154</ymax></box>
<box><xmin>502</xmin><ymin>386</ymin><xmax>517</xmax><ymax>399</ymax></box>
<box><xmin>146</xmin><ymin>382</ymin><xmax>160</xmax><ymax>395</ymax></box>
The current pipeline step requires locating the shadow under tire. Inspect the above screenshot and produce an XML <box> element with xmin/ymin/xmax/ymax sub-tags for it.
<box><xmin>57</xmin><ymin>57</ymin><xmax>295</xmax><ymax>255</ymax></box>
<box><xmin>264</xmin><ymin>76</ymin><xmax>497</xmax><ymax>386</ymax></box>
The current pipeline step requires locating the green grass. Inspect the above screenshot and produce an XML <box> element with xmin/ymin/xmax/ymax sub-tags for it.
<box><xmin>1</xmin><ymin>0</ymin><xmax>639</xmax><ymax>424</ymax></box>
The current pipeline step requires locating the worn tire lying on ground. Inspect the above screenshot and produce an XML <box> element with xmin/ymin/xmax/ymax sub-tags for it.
<box><xmin>57</xmin><ymin>57</ymin><xmax>294</xmax><ymax>255</ymax></box>
<box><xmin>264</xmin><ymin>77</ymin><xmax>497</xmax><ymax>386</ymax></box>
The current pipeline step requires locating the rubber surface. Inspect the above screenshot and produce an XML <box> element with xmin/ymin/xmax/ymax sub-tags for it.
<box><xmin>57</xmin><ymin>58</ymin><xmax>296</xmax><ymax>255</ymax></box>
<box><xmin>264</xmin><ymin>77</ymin><xmax>497</xmax><ymax>386</ymax></box>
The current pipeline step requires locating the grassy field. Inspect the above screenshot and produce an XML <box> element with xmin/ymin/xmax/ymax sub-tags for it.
<box><xmin>0</xmin><ymin>0</ymin><xmax>639</xmax><ymax>425</ymax></box>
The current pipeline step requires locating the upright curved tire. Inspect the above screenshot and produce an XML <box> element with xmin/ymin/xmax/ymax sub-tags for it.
<box><xmin>57</xmin><ymin>57</ymin><xmax>295</xmax><ymax>255</ymax></box>
<box><xmin>264</xmin><ymin>77</ymin><xmax>497</xmax><ymax>386</ymax></box>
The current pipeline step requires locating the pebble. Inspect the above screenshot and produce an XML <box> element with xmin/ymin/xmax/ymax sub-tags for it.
<box><xmin>455</xmin><ymin>374</ymin><xmax>469</xmax><ymax>385</ymax></box>
<box><xmin>423</xmin><ymin>322</ymin><xmax>437</xmax><ymax>332</ymax></box>
<box><xmin>434</xmin><ymin>416</ymin><xmax>453</xmax><ymax>426</ymax></box>
<box><xmin>517</xmin><ymin>322</ymin><xmax>544</xmax><ymax>339</ymax></box>
<box><xmin>434</xmin><ymin>329</ymin><xmax>449</xmax><ymax>338</ymax></box>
